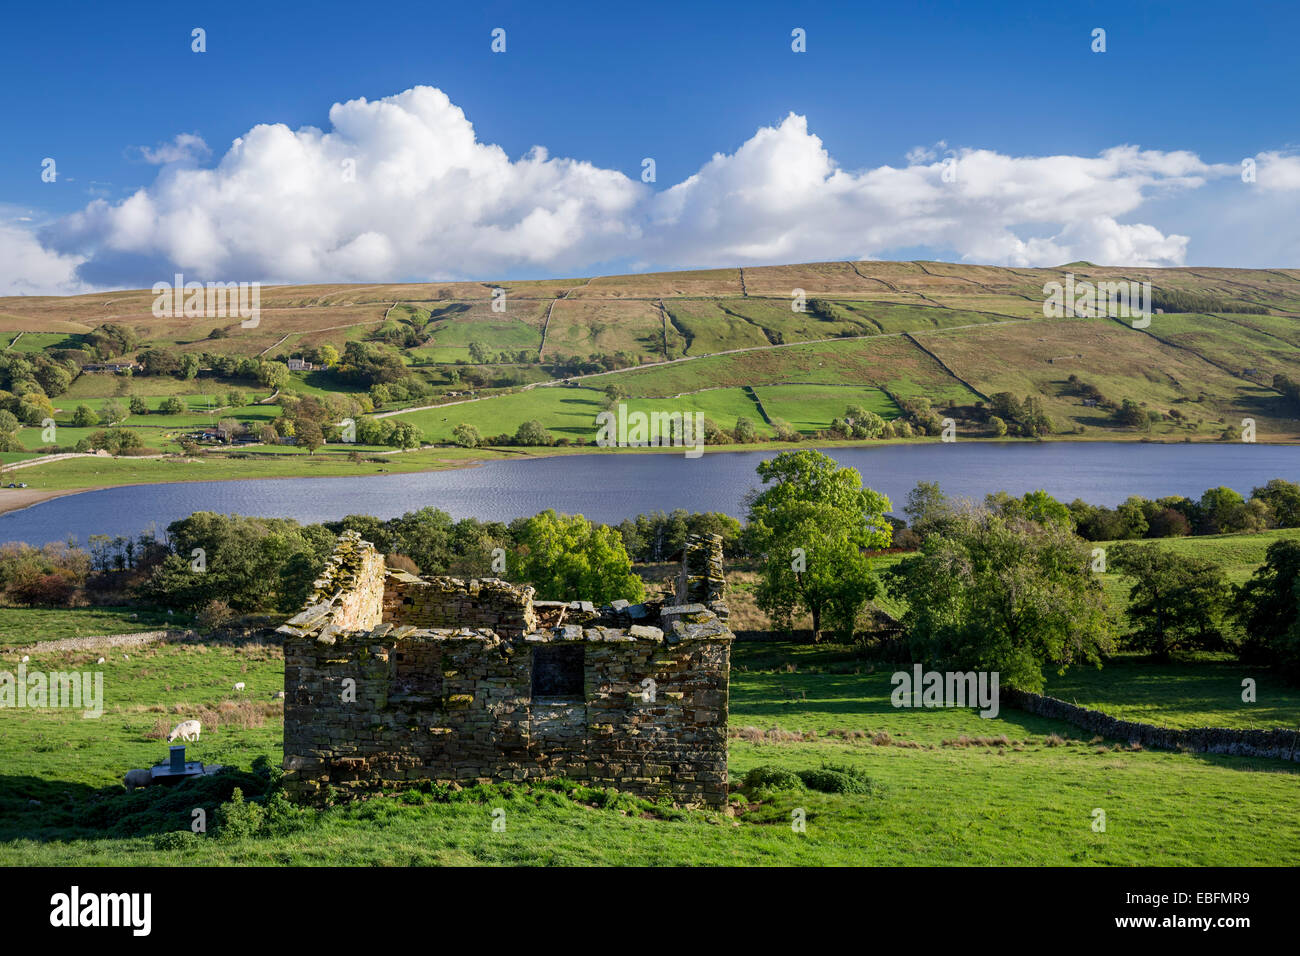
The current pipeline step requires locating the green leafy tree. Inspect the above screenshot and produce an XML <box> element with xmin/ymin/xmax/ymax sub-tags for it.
<box><xmin>99</xmin><ymin>398</ymin><xmax>128</xmax><ymax>426</ymax></box>
<box><xmin>72</xmin><ymin>404</ymin><xmax>98</xmax><ymax>427</ymax></box>
<box><xmin>514</xmin><ymin>419</ymin><xmax>554</xmax><ymax>446</ymax></box>
<box><xmin>140</xmin><ymin>512</ymin><xmax>334</xmax><ymax>613</ymax></box>
<box><xmin>86</xmin><ymin>428</ymin><xmax>144</xmax><ymax>455</ymax></box>
<box><xmin>295</xmin><ymin>420</ymin><xmax>324</xmax><ymax>454</ymax></box>
<box><xmin>604</xmin><ymin>384</ymin><xmax>627</xmax><ymax>409</ymax></box>
<box><xmin>508</xmin><ymin>510</ymin><xmax>645</xmax><ymax>604</ymax></box>
<box><xmin>337</xmin><ymin>341</ymin><xmax>408</xmax><ymax>386</ymax></box>
<box><xmin>985</xmin><ymin>489</ymin><xmax>1074</xmax><ymax>530</ymax></box>
<box><xmin>1108</xmin><ymin>543</ymin><xmax>1233</xmax><ymax>660</ymax></box>
<box><xmin>0</xmin><ymin>409</ymin><xmax>23</xmax><ymax>452</ymax></box>
<box><xmin>1115</xmin><ymin>399</ymin><xmax>1148</xmax><ymax>428</ymax></box>
<box><xmin>388</xmin><ymin>420</ymin><xmax>423</xmax><ymax>449</ymax></box>
<box><xmin>1115</xmin><ymin>496</ymin><xmax>1151</xmax><ymax>538</ymax></box>
<box><xmin>138</xmin><ymin>348</ymin><xmax>182</xmax><ymax>377</ymax></box>
<box><xmin>18</xmin><ymin>392</ymin><xmax>55</xmax><ymax>426</ymax></box>
<box><xmin>1251</xmin><ymin>479</ymin><xmax>1300</xmax><ymax>528</ymax></box>
<box><xmin>988</xmin><ymin>392</ymin><xmax>1023</xmax><ymax>422</ymax></box>
<box><xmin>886</xmin><ymin>511</ymin><xmax>1113</xmax><ymax>691</ymax></box>
<box><xmin>34</xmin><ymin>361</ymin><xmax>72</xmax><ymax>398</ymax></box>
<box><xmin>1233</xmin><ymin>540</ymin><xmax>1300</xmax><ymax>684</ymax></box>
<box><xmin>1198</xmin><ymin>486</ymin><xmax>1254</xmax><ymax>534</ymax></box>
<box><xmin>745</xmin><ymin>450</ymin><xmax>892</xmax><ymax>641</ymax></box>
<box><xmin>128</xmin><ymin>395</ymin><xmax>149</xmax><ymax>415</ymax></box>
<box><xmin>257</xmin><ymin>361</ymin><xmax>290</xmax><ymax>389</ymax></box>
<box><xmin>158</xmin><ymin>395</ymin><xmax>186</xmax><ymax>414</ymax></box>
<box><xmin>903</xmin><ymin>480</ymin><xmax>952</xmax><ymax>539</ymax></box>
<box><xmin>844</xmin><ymin>404</ymin><xmax>885</xmax><ymax>439</ymax></box>
<box><xmin>452</xmin><ymin>422</ymin><xmax>482</xmax><ymax>448</ymax></box>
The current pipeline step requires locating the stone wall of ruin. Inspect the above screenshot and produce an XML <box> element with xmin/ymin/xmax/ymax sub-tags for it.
<box><xmin>382</xmin><ymin>573</ymin><xmax>539</xmax><ymax>637</ymax></box>
<box><xmin>279</xmin><ymin>534</ymin><xmax>733</xmax><ymax>808</ymax></box>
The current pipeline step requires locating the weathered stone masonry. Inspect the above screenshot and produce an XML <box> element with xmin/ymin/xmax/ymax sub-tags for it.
<box><xmin>278</xmin><ymin>532</ymin><xmax>733</xmax><ymax>807</ymax></box>
<box><xmin>1006</xmin><ymin>689</ymin><xmax>1300</xmax><ymax>762</ymax></box>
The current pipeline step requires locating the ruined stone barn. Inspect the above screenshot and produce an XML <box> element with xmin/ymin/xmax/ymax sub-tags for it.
<box><xmin>277</xmin><ymin>532</ymin><xmax>734</xmax><ymax>807</ymax></box>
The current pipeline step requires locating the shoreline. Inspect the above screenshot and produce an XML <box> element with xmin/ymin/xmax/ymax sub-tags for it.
<box><xmin>2</xmin><ymin>435</ymin><xmax>1297</xmax><ymax>519</ymax></box>
<box><xmin>0</xmin><ymin>454</ymin><xmax>499</xmax><ymax>517</ymax></box>
<box><xmin>0</xmin><ymin>486</ymin><xmax>110</xmax><ymax>518</ymax></box>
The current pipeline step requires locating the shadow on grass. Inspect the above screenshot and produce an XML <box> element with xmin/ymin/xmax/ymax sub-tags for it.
<box><xmin>1045</xmin><ymin>653</ymin><xmax>1300</xmax><ymax>730</ymax></box>
<box><xmin>0</xmin><ymin>764</ymin><xmax>270</xmax><ymax>844</ymax></box>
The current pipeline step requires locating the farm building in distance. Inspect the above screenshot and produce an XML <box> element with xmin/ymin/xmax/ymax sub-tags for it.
<box><xmin>277</xmin><ymin>531</ymin><xmax>733</xmax><ymax>807</ymax></box>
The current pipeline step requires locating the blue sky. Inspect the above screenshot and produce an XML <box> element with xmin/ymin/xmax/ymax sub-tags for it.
<box><xmin>2</xmin><ymin>0</ymin><xmax>1298</xmax><ymax>291</ymax></box>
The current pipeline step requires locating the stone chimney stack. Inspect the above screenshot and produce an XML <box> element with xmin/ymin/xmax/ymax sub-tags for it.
<box><xmin>675</xmin><ymin>533</ymin><xmax>728</xmax><ymax>620</ymax></box>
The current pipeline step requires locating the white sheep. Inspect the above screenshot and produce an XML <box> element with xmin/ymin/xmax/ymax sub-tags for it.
<box><xmin>233</xmin><ymin>682</ymin><xmax>245</xmax><ymax>692</ymax></box>
<box><xmin>166</xmin><ymin>719</ymin><xmax>201</xmax><ymax>742</ymax></box>
<box><xmin>21</xmin><ymin>655</ymin><xmax>29</xmax><ymax>663</ymax></box>
<box><xmin>97</xmin><ymin>657</ymin><xmax>105</xmax><ymax>664</ymax></box>
<box><xmin>123</xmin><ymin>769</ymin><xmax>152</xmax><ymax>791</ymax></box>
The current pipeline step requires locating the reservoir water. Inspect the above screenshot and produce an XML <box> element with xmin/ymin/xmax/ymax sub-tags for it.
<box><xmin>2</xmin><ymin>442</ymin><xmax>1297</xmax><ymax>545</ymax></box>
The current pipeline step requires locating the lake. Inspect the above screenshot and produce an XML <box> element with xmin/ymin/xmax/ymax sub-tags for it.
<box><xmin>2</xmin><ymin>442</ymin><xmax>1297</xmax><ymax>545</ymax></box>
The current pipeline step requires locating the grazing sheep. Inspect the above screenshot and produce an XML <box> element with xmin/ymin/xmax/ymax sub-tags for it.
<box><xmin>21</xmin><ymin>655</ymin><xmax>29</xmax><ymax>663</ymax></box>
<box><xmin>97</xmin><ymin>657</ymin><xmax>105</xmax><ymax>664</ymax></box>
<box><xmin>274</xmin><ymin>690</ymin><xmax>285</xmax><ymax>699</ymax></box>
<box><xmin>124</xmin><ymin>769</ymin><xmax>152</xmax><ymax>791</ymax></box>
<box><xmin>167</xmin><ymin>719</ymin><xmax>201</xmax><ymax>742</ymax></box>
<box><xmin>234</xmin><ymin>682</ymin><xmax>245</xmax><ymax>692</ymax></box>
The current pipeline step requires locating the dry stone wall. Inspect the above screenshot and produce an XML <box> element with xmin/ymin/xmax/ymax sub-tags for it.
<box><xmin>279</xmin><ymin>534</ymin><xmax>733</xmax><ymax>807</ymax></box>
<box><xmin>1006</xmin><ymin>689</ymin><xmax>1300</xmax><ymax>762</ymax></box>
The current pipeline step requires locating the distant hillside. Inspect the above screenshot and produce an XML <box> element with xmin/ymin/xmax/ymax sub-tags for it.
<box><xmin>3</xmin><ymin>260</ymin><xmax>1298</xmax><ymax>455</ymax></box>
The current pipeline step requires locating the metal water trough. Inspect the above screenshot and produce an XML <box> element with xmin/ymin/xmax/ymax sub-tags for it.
<box><xmin>148</xmin><ymin>745</ymin><xmax>206</xmax><ymax>783</ymax></box>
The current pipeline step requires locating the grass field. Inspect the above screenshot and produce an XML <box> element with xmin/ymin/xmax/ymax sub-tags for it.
<box><xmin>1042</xmin><ymin>652</ymin><xmax>1300</xmax><ymax>730</ymax></box>
<box><xmin>394</xmin><ymin>386</ymin><xmax>781</xmax><ymax>441</ymax></box>
<box><xmin>0</xmin><ymin>607</ymin><xmax>185</xmax><ymax>647</ymax></box>
<box><xmin>752</xmin><ymin>384</ymin><xmax>898</xmax><ymax>430</ymax></box>
<box><xmin>1092</xmin><ymin>527</ymin><xmax>1300</xmax><ymax>611</ymax></box>
<box><xmin>0</xmin><ymin>446</ymin><xmax>495</xmax><ymax>494</ymax></box>
<box><xmin>540</xmin><ymin>299</ymin><xmax>666</xmax><ymax>362</ymax></box>
<box><xmin>0</xmin><ymin>638</ymin><xmax>1295</xmax><ymax>866</ymax></box>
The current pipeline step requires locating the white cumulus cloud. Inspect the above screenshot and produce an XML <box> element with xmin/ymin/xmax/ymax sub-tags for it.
<box><xmin>2</xmin><ymin>86</ymin><xmax>1292</xmax><ymax>294</ymax></box>
<box><xmin>0</xmin><ymin>222</ymin><xmax>90</xmax><ymax>296</ymax></box>
<box><xmin>43</xmin><ymin>87</ymin><xmax>645</xmax><ymax>286</ymax></box>
<box><xmin>131</xmin><ymin>133</ymin><xmax>212</xmax><ymax>166</ymax></box>
<box><xmin>643</xmin><ymin>119</ymin><xmax>1217</xmax><ymax>268</ymax></box>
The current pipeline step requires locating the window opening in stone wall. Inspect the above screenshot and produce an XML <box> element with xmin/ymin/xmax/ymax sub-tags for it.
<box><xmin>532</xmin><ymin>645</ymin><xmax>584</xmax><ymax>698</ymax></box>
